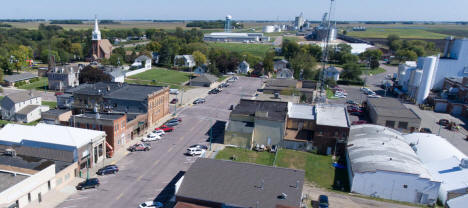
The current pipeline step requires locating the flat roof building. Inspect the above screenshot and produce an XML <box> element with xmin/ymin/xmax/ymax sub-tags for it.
<box><xmin>367</xmin><ymin>97</ymin><xmax>421</xmax><ymax>132</ymax></box>
<box><xmin>204</xmin><ymin>32</ymin><xmax>270</xmax><ymax>43</ymax></box>
<box><xmin>346</xmin><ymin>124</ymin><xmax>440</xmax><ymax>205</ymax></box>
<box><xmin>175</xmin><ymin>158</ymin><xmax>305</xmax><ymax>208</ymax></box>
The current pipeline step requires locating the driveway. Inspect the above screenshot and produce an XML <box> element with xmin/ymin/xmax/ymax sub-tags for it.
<box><xmin>55</xmin><ymin>77</ymin><xmax>262</xmax><ymax>208</ymax></box>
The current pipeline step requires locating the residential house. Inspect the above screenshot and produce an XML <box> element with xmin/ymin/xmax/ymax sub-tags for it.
<box><xmin>0</xmin><ymin>154</ymin><xmax>75</xmax><ymax>208</ymax></box>
<box><xmin>3</xmin><ymin>73</ymin><xmax>38</xmax><ymax>87</ymax></box>
<box><xmin>1</xmin><ymin>92</ymin><xmax>49</xmax><ymax>123</ymax></box>
<box><xmin>190</xmin><ymin>74</ymin><xmax>218</xmax><ymax>87</ymax></box>
<box><xmin>277</xmin><ymin>68</ymin><xmax>294</xmax><ymax>79</ymax></box>
<box><xmin>41</xmin><ymin>109</ymin><xmax>72</xmax><ymax>125</ymax></box>
<box><xmin>175</xmin><ymin>158</ymin><xmax>305</xmax><ymax>208</ymax></box>
<box><xmin>0</xmin><ymin>123</ymin><xmax>106</xmax><ymax>175</ymax></box>
<box><xmin>346</xmin><ymin>125</ymin><xmax>440</xmax><ymax>205</ymax></box>
<box><xmin>193</xmin><ymin>65</ymin><xmax>207</xmax><ymax>75</ymax></box>
<box><xmin>324</xmin><ymin>66</ymin><xmax>341</xmax><ymax>81</ymax></box>
<box><xmin>72</xmin><ymin>113</ymin><xmax>127</xmax><ymax>156</ymax></box>
<box><xmin>284</xmin><ymin>104</ymin><xmax>315</xmax><ymax>151</ymax></box>
<box><xmin>237</xmin><ymin>61</ymin><xmax>250</xmax><ymax>74</ymax></box>
<box><xmin>224</xmin><ymin>99</ymin><xmax>288</xmax><ymax>149</ymax></box>
<box><xmin>131</xmin><ymin>55</ymin><xmax>152</xmax><ymax>70</ymax></box>
<box><xmin>367</xmin><ymin>97</ymin><xmax>421</xmax><ymax>132</ymax></box>
<box><xmin>48</xmin><ymin>65</ymin><xmax>81</xmax><ymax>91</ymax></box>
<box><xmin>102</xmin><ymin>66</ymin><xmax>126</xmax><ymax>83</ymax></box>
<box><xmin>174</xmin><ymin>55</ymin><xmax>196</xmax><ymax>68</ymax></box>
<box><xmin>274</xmin><ymin>59</ymin><xmax>288</xmax><ymax>72</ymax></box>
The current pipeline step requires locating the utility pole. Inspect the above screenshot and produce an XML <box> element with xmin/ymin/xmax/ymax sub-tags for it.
<box><xmin>319</xmin><ymin>0</ymin><xmax>336</xmax><ymax>103</ymax></box>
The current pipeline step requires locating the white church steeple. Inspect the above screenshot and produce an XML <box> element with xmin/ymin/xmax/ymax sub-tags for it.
<box><xmin>92</xmin><ymin>15</ymin><xmax>101</xmax><ymax>41</ymax></box>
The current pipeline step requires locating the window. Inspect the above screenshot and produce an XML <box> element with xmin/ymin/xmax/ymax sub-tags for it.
<box><xmin>385</xmin><ymin>120</ymin><xmax>395</xmax><ymax>128</ymax></box>
<box><xmin>28</xmin><ymin>193</ymin><xmax>31</xmax><ymax>202</ymax></box>
<box><xmin>403</xmin><ymin>184</ymin><xmax>408</xmax><ymax>189</ymax></box>
<box><xmin>398</xmin><ymin>122</ymin><xmax>408</xmax><ymax>129</ymax></box>
<box><xmin>48</xmin><ymin>181</ymin><xmax>51</xmax><ymax>190</ymax></box>
<box><xmin>98</xmin><ymin>144</ymin><xmax>103</xmax><ymax>156</ymax></box>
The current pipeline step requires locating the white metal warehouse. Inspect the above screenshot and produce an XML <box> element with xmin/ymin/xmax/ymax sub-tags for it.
<box><xmin>346</xmin><ymin>125</ymin><xmax>440</xmax><ymax>205</ymax></box>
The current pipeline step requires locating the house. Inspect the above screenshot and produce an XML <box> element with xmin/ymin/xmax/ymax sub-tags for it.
<box><xmin>193</xmin><ymin>65</ymin><xmax>207</xmax><ymax>75</ymax></box>
<box><xmin>346</xmin><ymin>124</ymin><xmax>440</xmax><ymax>205</ymax></box>
<box><xmin>102</xmin><ymin>66</ymin><xmax>126</xmax><ymax>83</ymax></box>
<box><xmin>367</xmin><ymin>97</ymin><xmax>421</xmax><ymax>132</ymax></box>
<box><xmin>1</xmin><ymin>92</ymin><xmax>49</xmax><ymax>123</ymax></box>
<box><xmin>48</xmin><ymin>64</ymin><xmax>81</xmax><ymax>91</ymax></box>
<box><xmin>0</xmin><ymin>154</ymin><xmax>75</xmax><ymax>208</ymax></box>
<box><xmin>190</xmin><ymin>74</ymin><xmax>218</xmax><ymax>87</ymax></box>
<box><xmin>72</xmin><ymin>113</ymin><xmax>127</xmax><ymax>156</ymax></box>
<box><xmin>0</xmin><ymin>123</ymin><xmax>106</xmax><ymax>174</ymax></box>
<box><xmin>324</xmin><ymin>66</ymin><xmax>341</xmax><ymax>81</ymax></box>
<box><xmin>91</xmin><ymin>17</ymin><xmax>112</xmax><ymax>60</ymax></box>
<box><xmin>224</xmin><ymin>99</ymin><xmax>288</xmax><ymax>149</ymax></box>
<box><xmin>174</xmin><ymin>55</ymin><xmax>196</xmax><ymax>68</ymax></box>
<box><xmin>274</xmin><ymin>59</ymin><xmax>288</xmax><ymax>72</ymax></box>
<box><xmin>284</xmin><ymin>104</ymin><xmax>315</xmax><ymax>151</ymax></box>
<box><xmin>152</xmin><ymin>52</ymin><xmax>160</xmax><ymax>64</ymax></box>
<box><xmin>131</xmin><ymin>55</ymin><xmax>152</xmax><ymax>70</ymax></box>
<box><xmin>313</xmin><ymin>104</ymin><xmax>350</xmax><ymax>155</ymax></box>
<box><xmin>41</xmin><ymin>109</ymin><xmax>72</xmax><ymax>125</ymax></box>
<box><xmin>237</xmin><ymin>61</ymin><xmax>250</xmax><ymax>74</ymax></box>
<box><xmin>277</xmin><ymin>68</ymin><xmax>294</xmax><ymax>79</ymax></box>
<box><xmin>3</xmin><ymin>72</ymin><xmax>38</xmax><ymax>87</ymax></box>
<box><xmin>175</xmin><ymin>158</ymin><xmax>305</xmax><ymax>208</ymax></box>
<box><xmin>404</xmin><ymin>133</ymin><xmax>468</xmax><ymax>207</ymax></box>
<box><xmin>71</xmin><ymin>82</ymin><xmax>169</xmax><ymax>130</ymax></box>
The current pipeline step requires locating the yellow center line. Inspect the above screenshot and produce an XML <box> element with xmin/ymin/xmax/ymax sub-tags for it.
<box><xmin>116</xmin><ymin>192</ymin><xmax>124</xmax><ymax>200</ymax></box>
<box><xmin>168</xmin><ymin>146</ymin><xmax>174</xmax><ymax>152</ymax></box>
<box><xmin>137</xmin><ymin>175</ymin><xmax>143</xmax><ymax>181</ymax></box>
<box><xmin>153</xmin><ymin>159</ymin><xmax>160</xmax><ymax>166</ymax></box>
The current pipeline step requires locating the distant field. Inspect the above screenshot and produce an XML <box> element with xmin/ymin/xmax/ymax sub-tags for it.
<box><xmin>347</xmin><ymin>27</ymin><xmax>447</xmax><ymax>39</ymax></box>
<box><xmin>126</xmin><ymin>67</ymin><xmax>191</xmax><ymax>89</ymax></box>
<box><xmin>207</xmin><ymin>42</ymin><xmax>274</xmax><ymax>57</ymax></box>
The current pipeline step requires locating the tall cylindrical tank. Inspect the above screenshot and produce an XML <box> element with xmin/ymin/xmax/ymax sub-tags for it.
<box><xmin>416</xmin><ymin>56</ymin><xmax>438</xmax><ymax>104</ymax></box>
<box><xmin>263</xmin><ymin>25</ymin><xmax>275</xmax><ymax>33</ymax></box>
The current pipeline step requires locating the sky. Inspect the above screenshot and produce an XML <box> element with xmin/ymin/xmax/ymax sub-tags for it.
<box><xmin>1</xmin><ymin>0</ymin><xmax>468</xmax><ymax>21</ymax></box>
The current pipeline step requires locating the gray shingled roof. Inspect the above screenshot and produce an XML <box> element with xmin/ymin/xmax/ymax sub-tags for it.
<box><xmin>176</xmin><ymin>158</ymin><xmax>305</xmax><ymax>208</ymax></box>
<box><xmin>3</xmin><ymin>92</ymin><xmax>40</xmax><ymax>104</ymax></box>
<box><xmin>191</xmin><ymin>74</ymin><xmax>218</xmax><ymax>84</ymax></box>
<box><xmin>104</xmin><ymin>84</ymin><xmax>164</xmax><ymax>101</ymax></box>
<box><xmin>16</xmin><ymin>105</ymin><xmax>41</xmax><ymax>115</ymax></box>
<box><xmin>232</xmin><ymin>99</ymin><xmax>288</xmax><ymax>122</ymax></box>
<box><xmin>367</xmin><ymin>97</ymin><xmax>421</xmax><ymax>120</ymax></box>
<box><xmin>265</xmin><ymin>79</ymin><xmax>298</xmax><ymax>88</ymax></box>
<box><xmin>3</xmin><ymin>72</ymin><xmax>38</xmax><ymax>83</ymax></box>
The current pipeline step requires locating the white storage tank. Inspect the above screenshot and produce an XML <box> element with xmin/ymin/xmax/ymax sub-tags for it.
<box><xmin>416</xmin><ymin>56</ymin><xmax>438</xmax><ymax>104</ymax></box>
<box><xmin>263</xmin><ymin>25</ymin><xmax>275</xmax><ymax>33</ymax></box>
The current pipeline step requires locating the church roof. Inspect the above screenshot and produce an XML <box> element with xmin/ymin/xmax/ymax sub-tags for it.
<box><xmin>99</xmin><ymin>39</ymin><xmax>113</xmax><ymax>55</ymax></box>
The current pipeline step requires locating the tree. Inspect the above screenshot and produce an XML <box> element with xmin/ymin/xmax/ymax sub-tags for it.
<box><xmin>11</xmin><ymin>45</ymin><xmax>33</xmax><ymax>72</ymax></box>
<box><xmin>341</xmin><ymin>63</ymin><xmax>362</xmax><ymax>81</ymax></box>
<box><xmin>192</xmin><ymin>50</ymin><xmax>207</xmax><ymax>66</ymax></box>
<box><xmin>395</xmin><ymin>49</ymin><xmax>418</xmax><ymax>63</ymax></box>
<box><xmin>70</xmin><ymin>43</ymin><xmax>83</xmax><ymax>60</ymax></box>
<box><xmin>290</xmin><ymin>52</ymin><xmax>317</xmax><ymax>79</ymax></box>
<box><xmin>79</xmin><ymin>65</ymin><xmax>111</xmax><ymax>83</ymax></box>
<box><xmin>340</xmin><ymin>53</ymin><xmax>359</xmax><ymax>64</ymax></box>
<box><xmin>208</xmin><ymin>61</ymin><xmax>220</xmax><ymax>76</ymax></box>
<box><xmin>146</xmin><ymin>41</ymin><xmax>162</xmax><ymax>52</ymax></box>
<box><xmin>281</xmin><ymin>39</ymin><xmax>300</xmax><ymax>60</ymax></box>
<box><xmin>359</xmin><ymin>49</ymin><xmax>383</xmax><ymax>69</ymax></box>
<box><xmin>263</xmin><ymin>51</ymin><xmax>275</xmax><ymax>75</ymax></box>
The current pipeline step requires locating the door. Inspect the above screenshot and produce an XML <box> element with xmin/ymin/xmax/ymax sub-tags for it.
<box><xmin>38</xmin><ymin>193</ymin><xmax>42</xmax><ymax>203</ymax></box>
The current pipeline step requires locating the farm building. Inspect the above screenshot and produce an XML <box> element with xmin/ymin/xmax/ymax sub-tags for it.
<box><xmin>346</xmin><ymin>125</ymin><xmax>440</xmax><ymax>205</ymax></box>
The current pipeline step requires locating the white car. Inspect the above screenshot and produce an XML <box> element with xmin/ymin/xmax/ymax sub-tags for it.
<box><xmin>169</xmin><ymin>89</ymin><xmax>179</xmax><ymax>95</ymax></box>
<box><xmin>142</xmin><ymin>133</ymin><xmax>161</xmax><ymax>142</ymax></box>
<box><xmin>139</xmin><ymin>201</ymin><xmax>163</xmax><ymax>208</ymax></box>
<box><xmin>186</xmin><ymin>147</ymin><xmax>205</xmax><ymax>156</ymax></box>
<box><xmin>226</xmin><ymin>72</ymin><xmax>235</xmax><ymax>75</ymax></box>
<box><xmin>152</xmin><ymin>130</ymin><xmax>165</xmax><ymax>136</ymax></box>
<box><xmin>335</xmin><ymin>94</ymin><xmax>347</xmax><ymax>98</ymax></box>
<box><xmin>335</xmin><ymin>91</ymin><xmax>348</xmax><ymax>96</ymax></box>
<box><xmin>368</xmin><ymin>94</ymin><xmax>382</xmax><ymax>98</ymax></box>
<box><xmin>360</xmin><ymin>87</ymin><xmax>371</xmax><ymax>92</ymax></box>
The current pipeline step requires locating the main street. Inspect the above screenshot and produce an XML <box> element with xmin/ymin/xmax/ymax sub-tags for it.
<box><xmin>57</xmin><ymin>77</ymin><xmax>262</xmax><ymax>208</ymax></box>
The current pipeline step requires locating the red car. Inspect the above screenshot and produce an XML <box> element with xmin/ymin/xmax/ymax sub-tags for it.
<box><xmin>352</xmin><ymin>120</ymin><xmax>367</xmax><ymax>125</ymax></box>
<box><xmin>347</xmin><ymin>106</ymin><xmax>363</xmax><ymax>113</ymax></box>
<box><xmin>155</xmin><ymin>125</ymin><xmax>174</xmax><ymax>132</ymax></box>
<box><xmin>170</xmin><ymin>98</ymin><xmax>178</xmax><ymax>104</ymax></box>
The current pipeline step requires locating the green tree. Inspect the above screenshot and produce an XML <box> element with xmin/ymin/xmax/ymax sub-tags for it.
<box><xmin>341</xmin><ymin>63</ymin><xmax>362</xmax><ymax>81</ymax></box>
<box><xmin>146</xmin><ymin>41</ymin><xmax>162</xmax><ymax>52</ymax></box>
<box><xmin>263</xmin><ymin>51</ymin><xmax>275</xmax><ymax>75</ymax></box>
<box><xmin>340</xmin><ymin>53</ymin><xmax>359</xmax><ymax>64</ymax></box>
<box><xmin>192</xmin><ymin>50</ymin><xmax>207</xmax><ymax>66</ymax></box>
<box><xmin>395</xmin><ymin>49</ymin><xmax>418</xmax><ymax>63</ymax></box>
<box><xmin>11</xmin><ymin>45</ymin><xmax>33</xmax><ymax>72</ymax></box>
<box><xmin>290</xmin><ymin>52</ymin><xmax>317</xmax><ymax>79</ymax></box>
<box><xmin>359</xmin><ymin>49</ymin><xmax>383</xmax><ymax>69</ymax></box>
<box><xmin>281</xmin><ymin>39</ymin><xmax>300</xmax><ymax>60</ymax></box>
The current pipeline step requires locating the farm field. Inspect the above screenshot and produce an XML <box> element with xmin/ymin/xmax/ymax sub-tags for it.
<box><xmin>207</xmin><ymin>42</ymin><xmax>274</xmax><ymax>57</ymax></box>
<box><xmin>346</xmin><ymin>27</ymin><xmax>447</xmax><ymax>39</ymax></box>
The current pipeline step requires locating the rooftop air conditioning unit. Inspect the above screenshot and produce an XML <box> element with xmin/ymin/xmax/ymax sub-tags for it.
<box><xmin>460</xmin><ymin>158</ymin><xmax>468</xmax><ymax>168</ymax></box>
<box><xmin>5</xmin><ymin>148</ymin><xmax>16</xmax><ymax>157</ymax></box>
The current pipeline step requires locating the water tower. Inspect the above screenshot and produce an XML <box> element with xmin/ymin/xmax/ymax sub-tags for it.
<box><xmin>225</xmin><ymin>15</ymin><xmax>232</xmax><ymax>32</ymax></box>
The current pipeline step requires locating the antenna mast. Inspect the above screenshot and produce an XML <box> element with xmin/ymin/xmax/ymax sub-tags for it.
<box><xmin>319</xmin><ymin>0</ymin><xmax>336</xmax><ymax>102</ymax></box>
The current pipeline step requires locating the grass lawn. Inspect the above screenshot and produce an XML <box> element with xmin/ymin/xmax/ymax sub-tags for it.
<box><xmin>215</xmin><ymin>147</ymin><xmax>349</xmax><ymax>191</ymax></box>
<box><xmin>217</xmin><ymin>75</ymin><xmax>228</xmax><ymax>82</ymax></box>
<box><xmin>128</xmin><ymin>67</ymin><xmax>190</xmax><ymax>85</ymax></box>
<box><xmin>215</xmin><ymin>147</ymin><xmax>275</xmax><ymax>166</ymax></box>
<box><xmin>326</xmin><ymin>88</ymin><xmax>337</xmax><ymax>99</ymax></box>
<box><xmin>362</xmin><ymin>67</ymin><xmax>386</xmax><ymax>76</ymax></box>
<box><xmin>43</xmin><ymin>101</ymin><xmax>57</xmax><ymax>109</ymax></box>
<box><xmin>18</xmin><ymin>77</ymin><xmax>48</xmax><ymax>91</ymax></box>
<box><xmin>207</xmin><ymin>42</ymin><xmax>274</xmax><ymax>57</ymax></box>
<box><xmin>347</xmin><ymin>27</ymin><xmax>447</xmax><ymax>39</ymax></box>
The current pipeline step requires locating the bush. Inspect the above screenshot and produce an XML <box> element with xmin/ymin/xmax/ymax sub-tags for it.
<box><xmin>337</xmin><ymin>79</ymin><xmax>364</xmax><ymax>86</ymax></box>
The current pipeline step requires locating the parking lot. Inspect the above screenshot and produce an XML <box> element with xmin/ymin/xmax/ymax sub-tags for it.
<box><xmin>56</xmin><ymin>77</ymin><xmax>262</xmax><ymax>208</ymax></box>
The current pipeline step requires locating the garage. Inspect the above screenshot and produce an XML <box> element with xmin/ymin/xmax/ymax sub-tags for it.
<box><xmin>435</xmin><ymin>102</ymin><xmax>448</xmax><ymax>112</ymax></box>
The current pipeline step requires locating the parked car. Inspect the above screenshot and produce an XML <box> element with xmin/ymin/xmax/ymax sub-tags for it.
<box><xmin>335</xmin><ymin>94</ymin><xmax>346</xmax><ymax>98</ymax></box>
<box><xmin>318</xmin><ymin>195</ymin><xmax>329</xmax><ymax>208</ymax></box>
<box><xmin>193</xmin><ymin>98</ymin><xmax>206</xmax><ymax>104</ymax></box>
<box><xmin>142</xmin><ymin>133</ymin><xmax>161</xmax><ymax>142</ymax></box>
<box><xmin>152</xmin><ymin>129</ymin><xmax>165</xmax><ymax>136</ymax></box>
<box><xmin>438</xmin><ymin>119</ymin><xmax>449</xmax><ymax>126</ymax></box>
<box><xmin>96</xmin><ymin>165</ymin><xmax>119</xmax><ymax>175</ymax></box>
<box><xmin>156</xmin><ymin>125</ymin><xmax>173</xmax><ymax>132</ymax></box>
<box><xmin>226</xmin><ymin>72</ymin><xmax>235</xmax><ymax>75</ymax></box>
<box><xmin>253</xmin><ymin>144</ymin><xmax>266</xmax><ymax>152</ymax></box>
<box><xmin>186</xmin><ymin>147</ymin><xmax>205</xmax><ymax>156</ymax></box>
<box><xmin>165</xmin><ymin>120</ymin><xmax>179</xmax><ymax>127</ymax></box>
<box><xmin>170</xmin><ymin>98</ymin><xmax>178</xmax><ymax>104</ymax></box>
<box><xmin>170</xmin><ymin>117</ymin><xmax>182</xmax><ymax>122</ymax></box>
<box><xmin>128</xmin><ymin>143</ymin><xmax>151</xmax><ymax>152</ymax></box>
<box><xmin>352</xmin><ymin>120</ymin><xmax>367</xmax><ymax>125</ymax></box>
<box><xmin>269</xmin><ymin>145</ymin><xmax>278</xmax><ymax>153</ymax></box>
<box><xmin>420</xmin><ymin>128</ymin><xmax>432</xmax><ymax>133</ymax></box>
<box><xmin>169</xmin><ymin>89</ymin><xmax>179</xmax><ymax>95</ymax></box>
<box><xmin>139</xmin><ymin>201</ymin><xmax>163</xmax><ymax>208</ymax></box>
<box><xmin>368</xmin><ymin>94</ymin><xmax>382</xmax><ymax>98</ymax></box>
<box><xmin>189</xmin><ymin>144</ymin><xmax>208</xmax><ymax>150</ymax></box>
<box><xmin>209</xmin><ymin>88</ymin><xmax>221</xmax><ymax>94</ymax></box>
<box><xmin>76</xmin><ymin>178</ymin><xmax>100</xmax><ymax>190</ymax></box>
<box><xmin>360</xmin><ymin>87</ymin><xmax>371</xmax><ymax>92</ymax></box>
<box><xmin>347</xmin><ymin>106</ymin><xmax>363</xmax><ymax>113</ymax></box>
<box><xmin>346</xmin><ymin>100</ymin><xmax>358</xmax><ymax>105</ymax></box>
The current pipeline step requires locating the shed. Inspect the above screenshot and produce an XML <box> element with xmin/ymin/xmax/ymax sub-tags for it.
<box><xmin>190</xmin><ymin>74</ymin><xmax>218</xmax><ymax>87</ymax></box>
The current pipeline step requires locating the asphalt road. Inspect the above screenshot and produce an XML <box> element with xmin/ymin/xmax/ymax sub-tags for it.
<box><xmin>57</xmin><ymin>77</ymin><xmax>262</xmax><ymax>208</ymax></box>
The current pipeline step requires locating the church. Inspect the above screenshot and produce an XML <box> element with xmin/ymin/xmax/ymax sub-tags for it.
<box><xmin>91</xmin><ymin>17</ymin><xmax>113</xmax><ymax>60</ymax></box>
